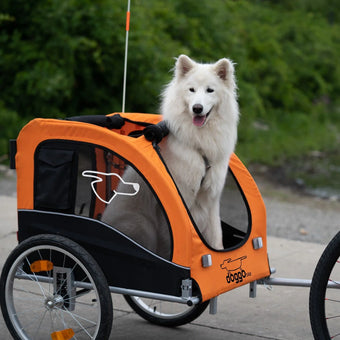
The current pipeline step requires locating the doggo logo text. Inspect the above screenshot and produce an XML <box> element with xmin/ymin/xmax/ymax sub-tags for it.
<box><xmin>220</xmin><ymin>256</ymin><xmax>251</xmax><ymax>284</ymax></box>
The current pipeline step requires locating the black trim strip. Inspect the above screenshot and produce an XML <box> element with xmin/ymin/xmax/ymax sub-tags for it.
<box><xmin>18</xmin><ymin>210</ymin><xmax>190</xmax><ymax>297</ymax></box>
<box><xmin>9</xmin><ymin>139</ymin><xmax>17</xmax><ymax>169</ymax></box>
<box><xmin>122</xmin><ymin>116</ymin><xmax>153</xmax><ymax>127</ymax></box>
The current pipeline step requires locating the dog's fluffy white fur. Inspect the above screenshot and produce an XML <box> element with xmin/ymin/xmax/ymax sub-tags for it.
<box><xmin>159</xmin><ymin>55</ymin><xmax>239</xmax><ymax>249</ymax></box>
<box><xmin>102</xmin><ymin>55</ymin><xmax>239</xmax><ymax>256</ymax></box>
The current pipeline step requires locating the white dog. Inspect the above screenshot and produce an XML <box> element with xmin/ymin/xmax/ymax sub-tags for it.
<box><xmin>102</xmin><ymin>55</ymin><xmax>239</xmax><ymax>256</ymax></box>
<box><xmin>159</xmin><ymin>55</ymin><xmax>239</xmax><ymax>250</ymax></box>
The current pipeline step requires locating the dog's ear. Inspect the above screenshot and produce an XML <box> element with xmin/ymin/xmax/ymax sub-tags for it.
<box><xmin>176</xmin><ymin>55</ymin><xmax>195</xmax><ymax>78</ymax></box>
<box><xmin>214</xmin><ymin>58</ymin><xmax>236</xmax><ymax>89</ymax></box>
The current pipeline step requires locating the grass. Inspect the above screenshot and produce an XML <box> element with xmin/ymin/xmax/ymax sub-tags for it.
<box><xmin>284</xmin><ymin>150</ymin><xmax>340</xmax><ymax>194</ymax></box>
<box><xmin>235</xmin><ymin>109</ymin><xmax>340</xmax><ymax>195</ymax></box>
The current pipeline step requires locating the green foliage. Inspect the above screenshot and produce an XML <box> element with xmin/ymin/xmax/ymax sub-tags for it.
<box><xmin>0</xmin><ymin>0</ymin><xmax>339</xmax><ymax>165</ymax></box>
<box><xmin>0</xmin><ymin>102</ymin><xmax>26</xmax><ymax>158</ymax></box>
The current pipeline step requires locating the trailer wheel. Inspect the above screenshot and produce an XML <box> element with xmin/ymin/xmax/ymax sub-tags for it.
<box><xmin>124</xmin><ymin>295</ymin><xmax>209</xmax><ymax>327</ymax></box>
<box><xmin>309</xmin><ymin>231</ymin><xmax>340</xmax><ymax>340</ymax></box>
<box><xmin>0</xmin><ymin>234</ymin><xmax>113</xmax><ymax>340</ymax></box>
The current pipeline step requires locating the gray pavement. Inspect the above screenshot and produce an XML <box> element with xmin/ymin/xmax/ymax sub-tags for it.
<box><xmin>0</xmin><ymin>194</ymin><xmax>334</xmax><ymax>339</ymax></box>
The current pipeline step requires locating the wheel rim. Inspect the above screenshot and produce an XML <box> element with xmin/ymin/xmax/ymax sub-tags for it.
<box><xmin>325</xmin><ymin>258</ymin><xmax>340</xmax><ymax>339</ymax></box>
<box><xmin>4</xmin><ymin>245</ymin><xmax>102</xmax><ymax>340</ymax></box>
<box><xmin>129</xmin><ymin>296</ymin><xmax>196</xmax><ymax>320</ymax></box>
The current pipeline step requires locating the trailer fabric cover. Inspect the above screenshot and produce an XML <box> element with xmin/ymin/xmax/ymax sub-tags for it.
<box><xmin>15</xmin><ymin>113</ymin><xmax>270</xmax><ymax>301</ymax></box>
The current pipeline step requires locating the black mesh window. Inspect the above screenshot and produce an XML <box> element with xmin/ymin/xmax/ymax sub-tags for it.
<box><xmin>34</xmin><ymin>141</ymin><xmax>172</xmax><ymax>259</ymax></box>
<box><xmin>220</xmin><ymin>169</ymin><xmax>251</xmax><ymax>249</ymax></box>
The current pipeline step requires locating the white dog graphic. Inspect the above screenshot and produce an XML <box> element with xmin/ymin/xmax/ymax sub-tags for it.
<box><xmin>82</xmin><ymin>170</ymin><xmax>140</xmax><ymax>204</ymax></box>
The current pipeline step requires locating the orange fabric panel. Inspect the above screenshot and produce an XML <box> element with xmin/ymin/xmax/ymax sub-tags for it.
<box><xmin>116</xmin><ymin>112</ymin><xmax>161</xmax><ymax>124</ymax></box>
<box><xmin>93</xmin><ymin>148</ymin><xmax>107</xmax><ymax>218</ymax></box>
<box><xmin>15</xmin><ymin>114</ymin><xmax>192</xmax><ymax>266</ymax></box>
<box><xmin>190</xmin><ymin>153</ymin><xmax>270</xmax><ymax>301</ymax></box>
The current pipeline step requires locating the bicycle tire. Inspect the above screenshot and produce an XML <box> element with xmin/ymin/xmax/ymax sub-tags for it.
<box><xmin>309</xmin><ymin>231</ymin><xmax>340</xmax><ymax>340</ymax></box>
<box><xmin>124</xmin><ymin>294</ymin><xmax>209</xmax><ymax>327</ymax></box>
<box><xmin>0</xmin><ymin>234</ymin><xmax>113</xmax><ymax>340</ymax></box>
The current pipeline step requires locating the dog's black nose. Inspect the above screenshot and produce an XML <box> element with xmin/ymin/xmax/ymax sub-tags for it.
<box><xmin>193</xmin><ymin>104</ymin><xmax>203</xmax><ymax>114</ymax></box>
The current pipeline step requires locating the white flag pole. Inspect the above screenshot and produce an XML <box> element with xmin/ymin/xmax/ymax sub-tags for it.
<box><xmin>122</xmin><ymin>0</ymin><xmax>131</xmax><ymax>113</ymax></box>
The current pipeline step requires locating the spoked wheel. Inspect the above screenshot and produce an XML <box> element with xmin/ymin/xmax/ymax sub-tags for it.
<box><xmin>309</xmin><ymin>231</ymin><xmax>340</xmax><ymax>340</ymax></box>
<box><xmin>124</xmin><ymin>295</ymin><xmax>209</xmax><ymax>327</ymax></box>
<box><xmin>0</xmin><ymin>234</ymin><xmax>113</xmax><ymax>340</ymax></box>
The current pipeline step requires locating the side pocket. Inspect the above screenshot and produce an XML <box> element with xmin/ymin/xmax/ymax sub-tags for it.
<box><xmin>35</xmin><ymin>148</ymin><xmax>77</xmax><ymax>212</ymax></box>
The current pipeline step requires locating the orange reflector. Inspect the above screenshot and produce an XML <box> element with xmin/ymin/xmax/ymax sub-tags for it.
<box><xmin>51</xmin><ymin>328</ymin><xmax>75</xmax><ymax>340</ymax></box>
<box><xmin>30</xmin><ymin>260</ymin><xmax>53</xmax><ymax>273</ymax></box>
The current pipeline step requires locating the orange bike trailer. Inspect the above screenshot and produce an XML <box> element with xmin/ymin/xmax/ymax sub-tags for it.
<box><xmin>12</xmin><ymin>113</ymin><xmax>270</xmax><ymax>302</ymax></box>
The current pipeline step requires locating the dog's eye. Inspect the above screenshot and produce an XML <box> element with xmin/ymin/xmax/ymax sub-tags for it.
<box><xmin>189</xmin><ymin>88</ymin><xmax>195</xmax><ymax>93</ymax></box>
<box><xmin>207</xmin><ymin>88</ymin><xmax>214</xmax><ymax>93</ymax></box>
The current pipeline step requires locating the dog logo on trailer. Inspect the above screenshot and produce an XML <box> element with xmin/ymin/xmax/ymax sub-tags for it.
<box><xmin>82</xmin><ymin>170</ymin><xmax>140</xmax><ymax>204</ymax></box>
<box><xmin>220</xmin><ymin>256</ymin><xmax>251</xmax><ymax>284</ymax></box>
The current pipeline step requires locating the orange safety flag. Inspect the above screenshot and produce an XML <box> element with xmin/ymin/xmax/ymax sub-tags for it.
<box><xmin>126</xmin><ymin>11</ymin><xmax>130</xmax><ymax>31</ymax></box>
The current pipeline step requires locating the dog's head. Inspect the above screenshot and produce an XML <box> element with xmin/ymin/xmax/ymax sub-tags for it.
<box><xmin>174</xmin><ymin>55</ymin><xmax>236</xmax><ymax>128</ymax></box>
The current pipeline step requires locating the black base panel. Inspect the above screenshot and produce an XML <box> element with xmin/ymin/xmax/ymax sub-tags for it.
<box><xmin>18</xmin><ymin>210</ymin><xmax>191</xmax><ymax>297</ymax></box>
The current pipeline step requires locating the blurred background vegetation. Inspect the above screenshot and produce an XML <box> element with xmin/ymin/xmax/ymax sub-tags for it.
<box><xmin>0</xmin><ymin>0</ymin><xmax>339</xmax><ymax>193</ymax></box>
